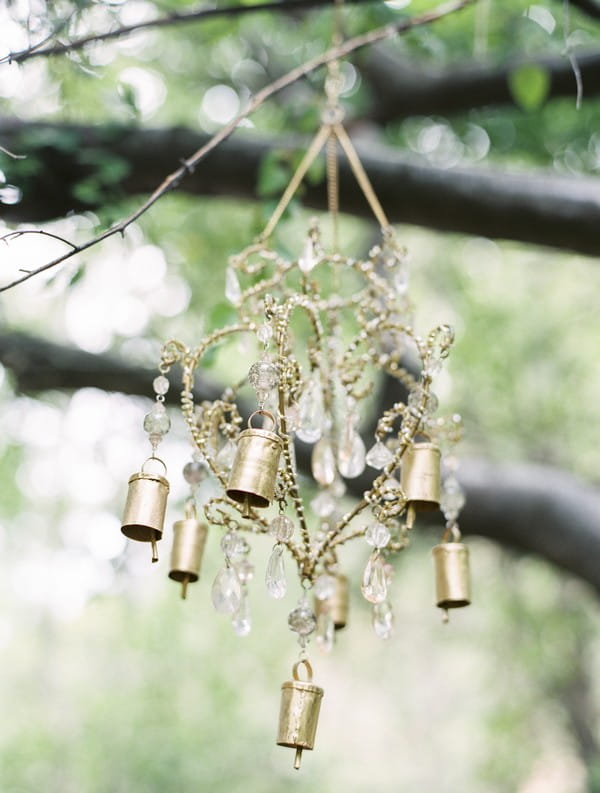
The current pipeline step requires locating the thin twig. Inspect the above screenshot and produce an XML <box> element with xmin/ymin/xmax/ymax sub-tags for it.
<box><xmin>0</xmin><ymin>145</ymin><xmax>27</xmax><ymax>160</ymax></box>
<box><xmin>1</xmin><ymin>0</ymin><xmax>376</xmax><ymax>66</ymax></box>
<box><xmin>0</xmin><ymin>0</ymin><xmax>476</xmax><ymax>294</ymax></box>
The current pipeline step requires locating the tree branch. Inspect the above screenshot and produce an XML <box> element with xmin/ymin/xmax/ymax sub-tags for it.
<box><xmin>0</xmin><ymin>0</ymin><xmax>475</xmax><ymax>293</ymax></box>
<box><xmin>561</xmin><ymin>0</ymin><xmax>600</xmax><ymax>21</ymax></box>
<box><xmin>2</xmin><ymin>119</ymin><xmax>599</xmax><ymax>256</ymax></box>
<box><xmin>1</xmin><ymin>328</ymin><xmax>598</xmax><ymax>594</ymax></box>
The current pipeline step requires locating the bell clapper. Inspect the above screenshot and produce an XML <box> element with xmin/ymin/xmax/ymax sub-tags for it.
<box><xmin>151</xmin><ymin>538</ymin><xmax>159</xmax><ymax>563</ymax></box>
<box><xmin>181</xmin><ymin>574</ymin><xmax>189</xmax><ymax>600</ymax></box>
<box><xmin>294</xmin><ymin>748</ymin><xmax>303</xmax><ymax>770</ymax></box>
<box><xmin>242</xmin><ymin>495</ymin><xmax>252</xmax><ymax>519</ymax></box>
<box><xmin>406</xmin><ymin>503</ymin><xmax>416</xmax><ymax>530</ymax></box>
<box><xmin>442</xmin><ymin>608</ymin><xmax>449</xmax><ymax>624</ymax></box>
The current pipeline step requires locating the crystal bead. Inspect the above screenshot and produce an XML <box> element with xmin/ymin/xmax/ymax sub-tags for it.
<box><xmin>269</xmin><ymin>514</ymin><xmax>294</xmax><ymax>542</ymax></box>
<box><xmin>256</xmin><ymin>322</ymin><xmax>273</xmax><ymax>345</ymax></box>
<box><xmin>380</xmin><ymin>477</ymin><xmax>401</xmax><ymax>501</ymax></box>
<box><xmin>392</xmin><ymin>260</ymin><xmax>409</xmax><ymax>296</ymax></box>
<box><xmin>372</xmin><ymin>601</ymin><xmax>394</xmax><ymax>639</ymax></box>
<box><xmin>365</xmin><ymin>522</ymin><xmax>391</xmax><ymax>549</ymax></box>
<box><xmin>220</xmin><ymin>531</ymin><xmax>249</xmax><ymax>561</ymax></box>
<box><xmin>296</xmin><ymin>377</ymin><xmax>324</xmax><ymax>444</ymax></box>
<box><xmin>236</xmin><ymin>559</ymin><xmax>255</xmax><ymax>583</ymax></box>
<box><xmin>314</xmin><ymin>573</ymin><xmax>335</xmax><ymax>601</ymax></box>
<box><xmin>182</xmin><ymin>460</ymin><xmax>208</xmax><ymax>485</ymax></box>
<box><xmin>248</xmin><ymin>359</ymin><xmax>279</xmax><ymax>393</ymax></box>
<box><xmin>231</xmin><ymin>591</ymin><xmax>252</xmax><ymax>636</ymax></box>
<box><xmin>440</xmin><ymin>476</ymin><xmax>465</xmax><ymax>520</ymax></box>
<box><xmin>288</xmin><ymin>599</ymin><xmax>317</xmax><ymax>636</ymax></box>
<box><xmin>361</xmin><ymin>552</ymin><xmax>387</xmax><ymax>604</ymax></box>
<box><xmin>337</xmin><ymin>427</ymin><xmax>366</xmax><ymax>479</ymax></box>
<box><xmin>408</xmin><ymin>386</ymin><xmax>439</xmax><ymax>415</ymax></box>
<box><xmin>298</xmin><ymin>236</ymin><xmax>318</xmax><ymax>274</ymax></box>
<box><xmin>152</xmin><ymin>375</ymin><xmax>170</xmax><ymax>396</ymax></box>
<box><xmin>211</xmin><ymin>565</ymin><xmax>242</xmax><ymax>614</ymax></box>
<box><xmin>311</xmin><ymin>490</ymin><xmax>336</xmax><ymax>518</ymax></box>
<box><xmin>265</xmin><ymin>543</ymin><xmax>287</xmax><ymax>599</ymax></box>
<box><xmin>316</xmin><ymin>612</ymin><xmax>334</xmax><ymax>653</ymax></box>
<box><xmin>311</xmin><ymin>437</ymin><xmax>336</xmax><ymax>486</ymax></box>
<box><xmin>225</xmin><ymin>266</ymin><xmax>241</xmax><ymax>304</ymax></box>
<box><xmin>216</xmin><ymin>438</ymin><xmax>237</xmax><ymax>470</ymax></box>
<box><xmin>424</xmin><ymin>356</ymin><xmax>443</xmax><ymax>377</ymax></box>
<box><xmin>365</xmin><ymin>440</ymin><xmax>394</xmax><ymax>470</ymax></box>
<box><xmin>143</xmin><ymin>406</ymin><xmax>171</xmax><ymax>436</ymax></box>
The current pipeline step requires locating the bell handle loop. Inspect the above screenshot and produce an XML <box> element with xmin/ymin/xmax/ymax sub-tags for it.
<box><xmin>441</xmin><ymin>524</ymin><xmax>462</xmax><ymax>544</ymax></box>
<box><xmin>292</xmin><ymin>658</ymin><xmax>313</xmax><ymax>683</ymax></box>
<box><xmin>141</xmin><ymin>455</ymin><xmax>168</xmax><ymax>477</ymax></box>
<box><xmin>248</xmin><ymin>409</ymin><xmax>276</xmax><ymax>432</ymax></box>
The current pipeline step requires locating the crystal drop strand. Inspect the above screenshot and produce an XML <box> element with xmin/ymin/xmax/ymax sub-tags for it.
<box><xmin>365</xmin><ymin>439</ymin><xmax>394</xmax><ymax>470</ymax></box>
<box><xmin>231</xmin><ymin>586</ymin><xmax>252</xmax><ymax>636</ymax></box>
<box><xmin>248</xmin><ymin>358</ymin><xmax>279</xmax><ymax>408</ymax></box>
<box><xmin>337</xmin><ymin>412</ymin><xmax>366</xmax><ymax>479</ymax></box>
<box><xmin>143</xmin><ymin>368</ymin><xmax>171</xmax><ymax>452</ymax></box>
<box><xmin>372</xmin><ymin>600</ymin><xmax>395</xmax><ymax>639</ymax></box>
<box><xmin>265</xmin><ymin>543</ymin><xmax>287</xmax><ymax>599</ymax></box>
<box><xmin>316</xmin><ymin>612</ymin><xmax>334</xmax><ymax>653</ymax></box>
<box><xmin>221</xmin><ymin>530</ymin><xmax>249</xmax><ymax>563</ymax></box>
<box><xmin>361</xmin><ymin>551</ymin><xmax>387</xmax><ymax>604</ymax></box>
<box><xmin>211</xmin><ymin>564</ymin><xmax>242</xmax><ymax>615</ymax></box>
<box><xmin>296</xmin><ymin>376</ymin><xmax>324</xmax><ymax>443</ymax></box>
<box><xmin>314</xmin><ymin>574</ymin><xmax>335</xmax><ymax>601</ymax></box>
<box><xmin>312</xmin><ymin>436</ymin><xmax>336</xmax><ymax>486</ymax></box>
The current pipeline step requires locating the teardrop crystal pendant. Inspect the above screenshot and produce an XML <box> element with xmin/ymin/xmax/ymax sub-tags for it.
<box><xmin>312</xmin><ymin>437</ymin><xmax>336</xmax><ymax>486</ymax></box>
<box><xmin>361</xmin><ymin>552</ymin><xmax>387</xmax><ymax>604</ymax></box>
<box><xmin>265</xmin><ymin>543</ymin><xmax>287</xmax><ymax>599</ymax></box>
<box><xmin>316</xmin><ymin>612</ymin><xmax>334</xmax><ymax>653</ymax></box>
<box><xmin>225</xmin><ymin>266</ymin><xmax>242</xmax><ymax>304</ymax></box>
<box><xmin>296</xmin><ymin>377</ymin><xmax>324</xmax><ymax>443</ymax></box>
<box><xmin>211</xmin><ymin>564</ymin><xmax>242</xmax><ymax>614</ymax></box>
<box><xmin>298</xmin><ymin>235</ymin><xmax>318</xmax><ymax>274</ymax></box>
<box><xmin>372</xmin><ymin>600</ymin><xmax>395</xmax><ymax>639</ymax></box>
<box><xmin>365</xmin><ymin>440</ymin><xmax>394</xmax><ymax>470</ymax></box>
<box><xmin>337</xmin><ymin>427</ymin><xmax>366</xmax><ymax>479</ymax></box>
<box><xmin>216</xmin><ymin>438</ymin><xmax>237</xmax><ymax>470</ymax></box>
<box><xmin>232</xmin><ymin>590</ymin><xmax>252</xmax><ymax>636</ymax></box>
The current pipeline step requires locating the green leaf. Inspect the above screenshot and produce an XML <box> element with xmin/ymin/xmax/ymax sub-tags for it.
<box><xmin>508</xmin><ymin>64</ymin><xmax>550</xmax><ymax>111</ymax></box>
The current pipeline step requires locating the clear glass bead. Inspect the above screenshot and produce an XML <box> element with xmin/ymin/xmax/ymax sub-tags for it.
<box><xmin>365</xmin><ymin>522</ymin><xmax>391</xmax><ymax>549</ymax></box>
<box><xmin>408</xmin><ymin>386</ymin><xmax>439</xmax><ymax>415</ymax></box>
<box><xmin>314</xmin><ymin>573</ymin><xmax>335</xmax><ymax>601</ymax></box>
<box><xmin>220</xmin><ymin>531</ymin><xmax>249</xmax><ymax>561</ymax></box>
<box><xmin>316</xmin><ymin>612</ymin><xmax>334</xmax><ymax>653</ymax></box>
<box><xmin>269</xmin><ymin>514</ymin><xmax>294</xmax><ymax>542</ymax></box>
<box><xmin>256</xmin><ymin>322</ymin><xmax>273</xmax><ymax>345</ymax></box>
<box><xmin>183</xmin><ymin>459</ymin><xmax>208</xmax><ymax>485</ymax></box>
<box><xmin>310</xmin><ymin>490</ymin><xmax>336</xmax><ymax>518</ymax></box>
<box><xmin>248</xmin><ymin>359</ymin><xmax>279</xmax><ymax>393</ymax></box>
<box><xmin>337</xmin><ymin>422</ymin><xmax>366</xmax><ymax>479</ymax></box>
<box><xmin>361</xmin><ymin>552</ymin><xmax>387</xmax><ymax>604</ymax></box>
<box><xmin>288</xmin><ymin>598</ymin><xmax>317</xmax><ymax>637</ymax></box>
<box><xmin>225</xmin><ymin>266</ymin><xmax>241</xmax><ymax>304</ymax></box>
<box><xmin>372</xmin><ymin>601</ymin><xmax>394</xmax><ymax>639</ymax></box>
<box><xmin>211</xmin><ymin>565</ymin><xmax>242</xmax><ymax>614</ymax></box>
<box><xmin>216</xmin><ymin>438</ymin><xmax>237</xmax><ymax>470</ymax></box>
<box><xmin>298</xmin><ymin>236</ymin><xmax>318</xmax><ymax>274</ymax></box>
<box><xmin>152</xmin><ymin>375</ymin><xmax>170</xmax><ymax>396</ymax></box>
<box><xmin>143</xmin><ymin>405</ymin><xmax>171</xmax><ymax>436</ymax></box>
<box><xmin>296</xmin><ymin>377</ymin><xmax>324</xmax><ymax>444</ymax></box>
<box><xmin>365</xmin><ymin>440</ymin><xmax>394</xmax><ymax>470</ymax></box>
<box><xmin>231</xmin><ymin>591</ymin><xmax>252</xmax><ymax>636</ymax></box>
<box><xmin>441</xmin><ymin>475</ymin><xmax>465</xmax><ymax>520</ymax></box>
<box><xmin>424</xmin><ymin>356</ymin><xmax>443</xmax><ymax>378</ymax></box>
<box><xmin>311</xmin><ymin>437</ymin><xmax>336</xmax><ymax>486</ymax></box>
<box><xmin>236</xmin><ymin>559</ymin><xmax>255</xmax><ymax>583</ymax></box>
<box><xmin>265</xmin><ymin>543</ymin><xmax>286</xmax><ymax>599</ymax></box>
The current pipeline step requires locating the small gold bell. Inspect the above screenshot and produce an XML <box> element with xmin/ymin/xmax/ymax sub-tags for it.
<box><xmin>401</xmin><ymin>442</ymin><xmax>441</xmax><ymax>528</ymax></box>
<box><xmin>432</xmin><ymin>541</ymin><xmax>471</xmax><ymax>618</ymax></box>
<box><xmin>226</xmin><ymin>410</ymin><xmax>282</xmax><ymax>518</ymax></box>
<box><xmin>121</xmin><ymin>457</ymin><xmax>170</xmax><ymax>563</ymax></box>
<box><xmin>277</xmin><ymin>659</ymin><xmax>324</xmax><ymax>770</ymax></box>
<box><xmin>168</xmin><ymin>502</ymin><xmax>208</xmax><ymax>599</ymax></box>
<box><xmin>314</xmin><ymin>574</ymin><xmax>349</xmax><ymax>630</ymax></box>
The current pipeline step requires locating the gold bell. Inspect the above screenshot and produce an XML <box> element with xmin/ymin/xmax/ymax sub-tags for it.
<box><xmin>277</xmin><ymin>659</ymin><xmax>324</xmax><ymax>770</ymax></box>
<box><xmin>400</xmin><ymin>441</ymin><xmax>441</xmax><ymax>528</ymax></box>
<box><xmin>169</xmin><ymin>503</ymin><xmax>208</xmax><ymax>599</ymax></box>
<box><xmin>314</xmin><ymin>573</ymin><xmax>349</xmax><ymax>630</ymax></box>
<box><xmin>432</xmin><ymin>541</ymin><xmax>471</xmax><ymax>619</ymax></box>
<box><xmin>226</xmin><ymin>410</ymin><xmax>282</xmax><ymax>518</ymax></box>
<box><xmin>121</xmin><ymin>456</ymin><xmax>169</xmax><ymax>563</ymax></box>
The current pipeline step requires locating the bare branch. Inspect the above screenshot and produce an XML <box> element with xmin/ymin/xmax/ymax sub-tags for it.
<box><xmin>0</xmin><ymin>144</ymin><xmax>26</xmax><ymax>159</ymax></box>
<box><xmin>0</xmin><ymin>0</ymin><xmax>476</xmax><ymax>294</ymax></box>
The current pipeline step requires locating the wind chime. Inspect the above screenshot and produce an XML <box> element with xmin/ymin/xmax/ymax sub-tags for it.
<box><xmin>119</xmin><ymin>29</ymin><xmax>470</xmax><ymax>770</ymax></box>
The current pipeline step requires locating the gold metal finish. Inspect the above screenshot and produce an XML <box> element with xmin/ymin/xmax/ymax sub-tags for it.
<box><xmin>400</xmin><ymin>442</ymin><xmax>441</xmax><ymax>511</ymax></box>
<box><xmin>169</xmin><ymin>516</ymin><xmax>208</xmax><ymax>598</ymax></box>
<box><xmin>314</xmin><ymin>574</ymin><xmax>349</xmax><ymax>630</ymax></box>
<box><xmin>121</xmin><ymin>461</ymin><xmax>170</xmax><ymax>561</ymax></box>
<box><xmin>227</xmin><ymin>412</ymin><xmax>282</xmax><ymax>510</ymax></box>
<box><xmin>432</xmin><ymin>542</ymin><xmax>470</xmax><ymax>610</ymax></box>
<box><xmin>277</xmin><ymin>659</ymin><xmax>324</xmax><ymax>769</ymax></box>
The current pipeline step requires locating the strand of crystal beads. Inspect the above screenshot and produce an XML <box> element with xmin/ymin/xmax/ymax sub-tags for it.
<box><xmin>337</xmin><ymin>400</ymin><xmax>366</xmax><ymax>479</ymax></box>
<box><xmin>265</xmin><ymin>515</ymin><xmax>293</xmax><ymax>599</ymax></box>
<box><xmin>440</xmin><ymin>454</ymin><xmax>466</xmax><ymax>526</ymax></box>
<box><xmin>288</xmin><ymin>595</ymin><xmax>317</xmax><ymax>647</ymax></box>
<box><xmin>211</xmin><ymin>529</ymin><xmax>248</xmax><ymax>615</ymax></box>
<box><xmin>143</xmin><ymin>370</ymin><xmax>172</xmax><ymax>452</ymax></box>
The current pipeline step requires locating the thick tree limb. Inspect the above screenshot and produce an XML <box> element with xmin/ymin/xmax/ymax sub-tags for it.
<box><xmin>361</xmin><ymin>48</ymin><xmax>600</xmax><ymax>121</ymax></box>
<box><xmin>1</xmin><ymin>119</ymin><xmax>599</xmax><ymax>256</ymax></box>
<box><xmin>1</xmin><ymin>328</ymin><xmax>599</xmax><ymax>594</ymax></box>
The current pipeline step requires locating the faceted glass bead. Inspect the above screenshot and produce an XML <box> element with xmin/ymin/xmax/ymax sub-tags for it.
<box><xmin>288</xmin><ymin>599</ymin><xmax>317</xmax><ymax>637</ymax></box>
<box><xmin>152</xmin><ymin>375</ymin><xmax>170</xmax><ymax>396</ymax></box>
<box><xmin>424</xmin><ymin>356</ymin><xmax>443</xmax><ymax>377</ymax></box>
<box><xmin>337</xmin><ymin>427</ymin><xmax>366</xmax><ymax>479</ymax></box>
<box><xmin>231</xmin><ymin>591</ymin><xmax>252</xmax><ymax>636</ymax></box>
<box><xmin>236</xmin><ymin>559</ymin><xmax>255</xmax><ymax>583</ymax></box>
<box><xmin>298</xmin><ymin>236</ymin><xmax>318</xmax><ymax>274</ymax></box>
<box><xmin>143</xmin><ymin>405</ymin><xmax>171</xmax><ymax>436</ymax></box>
<box><xmin>220</xmin><ymin>531</ymin><xmax>249</xmax><ymax>561</ymax></box>
<box><xmin>248</xmin><ymin>359</ymin><xmax>279</xmax><ymax>392</ymax></box>
<box><xmin>311</xmin><ymin>437</ymin><xmax>336</xmax><ymax>486</ymax></box>
<box><xmin>408</xmin><ymin>386</ymin><xmax>439</xmax><ymax>416</ymax></box>
<box><xmin>265</xmin><ymin>543</ymin><xmax>287</xmax><ymax>599</ymax></box>
<box><xmin>310</xmin><ymin>490</ymin><xmax>336</xmax><ymax>518</ymax></box>
<box><xmin>316</xmin><ymin>612</ymin><xmax>334</xmax><ymax>653</ymax></box>
<box><xmin>269</xmin><ymin>514</ymin><xmax>294</xmax><ymax>542</ymax></box>
<box><xmin>183</xmin><ymin>460</ymin><xmax>208</xmax><ymax>485</ymax></box>
<box><xmin>365</xmin><ymin>440</ymin><xmax>394</xmax><ymax>470</ymax></box>
<box><xmin>361</xmin><ymin>552</ymin><xmax>388</xmax><ymax>604</ymax></box>
<box><xmin>372</xmin><ymin>601</ymin><xmax>395</xmax><ymax>640</ymax></box>
<box><xmin>296</xmin><ymin>378</ymin><xmax>324</xmax><ymax>444</ymax></box>
<box><xmin>256</xmin><ymin>322</ymin><xmax>273</xmax><ymax>345</ymax></box>
<box><xmin>216</xmin><ymin>438</ymin><xmax>237</xmax><ymax>470</ymax></box>
<box><xmin>225</xmin><ymin>266</ymin><xmax>242</xmax><ymax>304</ymax></box>
<box><xmin>211</xmin><ymin>565</ymin><xmax>242</xmax><ymax>614</ymax></box>
<box><xmin>314</xmin><ymin>573</ymin><xmax>335</xmax><ymax>601</ymax></box>
<box><xmin>365</xmin><ymin>522</ymin><xmax>391</xmax><ymax>549</ymax></box>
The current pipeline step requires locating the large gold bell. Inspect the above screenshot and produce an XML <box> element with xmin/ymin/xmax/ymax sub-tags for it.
<box><xmin>226</xmin><ymin>410</ymin><xmax>282</xmax><ymax>518</ymax></box>
<box><xmin>314</xmin><ymin>574</ymin><xmax>349</xmax><ymax>630</ymax></box>
<box><xmin>169</xmin><ymin>503</ymin><xmax>208</xmax><ymax>600</ymax></box>
<box><xmin>277</xmin><ymin>659</ymin><xmax>324</xmax><ymax>770</ymax></box>
<box><xmin>121</xmin><ymin>457</ymin><xmax>169</xmax><ymax>563</ymax></box>
<box><xmin>401</xmin><ymin>442</ymin><xmax>441</xmax><ymax>527</ymax></box>
<box><xmin>432</xmin><ymin>541</ymin><xmax>471</xmax><ymax>615</ymax></box>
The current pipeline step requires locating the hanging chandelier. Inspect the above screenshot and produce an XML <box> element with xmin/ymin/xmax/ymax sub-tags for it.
<box><xmin>119</xmin><ymin>54</ymin><xmax>470</xmax><ymax>770</ymax></box>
